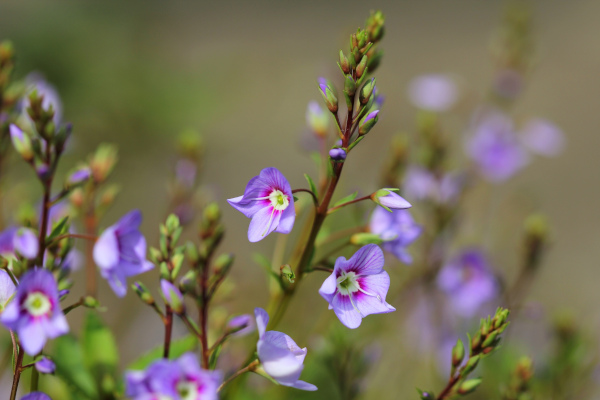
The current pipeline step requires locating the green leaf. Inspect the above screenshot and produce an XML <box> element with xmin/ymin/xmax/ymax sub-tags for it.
<box><xmin>47</xmin><ymin>216</ymin><xmax>70</xmax><ymax>241</ymax></box>
<box><xmin>209</xmin><ymin>343</ymin><xmax>222</xmax><ymax>370</ymax></box>
<box><xmin>252</xmin><ymin>253</ymin><xmax>277</xmax><ymax>279</ymax></box>
<box><xmin>81</xmin><ymin>311</ymin><xmax>119</xmax><ymax>397</ymax></box>
<box><xmin>127</xmin><ymin>335</ymin><xmax>198</xmax><ymax>371</ymax></box>
<box><xmin>333</xmin><ymin>191</ymin><xmax>357</xmax><ymax>208</ymax></box>
<box><xmin>304</xmin><ymin>173</ymin><xmax>318</xmax><ymax>196</ymax></box>
<box><xmin>52</xmin><ymin>335</ymin><xmax>97</xmax><ymax>399</ymax></box>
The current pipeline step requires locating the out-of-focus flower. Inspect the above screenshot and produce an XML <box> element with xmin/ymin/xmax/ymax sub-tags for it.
<box><xmin>9</xmin><ymin>124</ymin><xmax>33</xmax><ymax>162</ymax></box>
<box><xmin>370</xmin><ymin>189</ymin><xmax>411</xmax><ymax>211</ymax></box>
<box><xmin>403</xmin><ymin>166</ymin><xmax>464</xmax><ymax>205</ymax></box>
<box><xmin>227</xmin><ymin>168</ymin><xmax>295</xmax><ymax>243</ymax></box>
<box><xmin>21</xmin><ymin>392</ymin><xmax>51</xmax><ymax>400</ymax></box>
<box><xmin>318</xmin><ymin>78</ymin><xmax>338</xmax><ymax>113</ymax></box>
<box><xmin>492</xmin><ymin>68</ymin><xmax>524</xmax><ymax>100</ymax></box>
<box><xmin>65</xmin><ymin>166</ymin><xmax>91</xmax><ymax>189</ymax></box>
<box><xmin>0</xmin><ymin>269</ymin><xmax>68</xmax><ymax>355</ymax></box>
<box><xmin>254</xmin><ymin>308</ymin><xmax>317</xmax><ymax>391</ymax></box>
<box><xmin>408</xmin><ymin>74</ymin><xmax>458</xmax><ymax>112</ymax></box>
<box><xmin>35</xmin><ymin>356</ymin><xmax>56</xmax><ymax>374</ymax></box>
<box><xmin>227</xmin><ymin>314</ymin><xmax>255</xmax><ymax>337</ymax></box>
<box><xmin>24</xmin><ymin>73</ymin><xmax>63</xmax><ymax>124</ymax></box>
<box><xmin>175</xmin><ymin>158</ymin><xmax>197</xmax><ymax>189</ymax></box>
<box><xmin>369</xmin><ymin>208</ymin><xmax>422</xmax><ymax>264</ymax></box>
<box><xmin>329</xmin><ymin>148</ymin><xmax>347</xmax><ymax>161</ymax></box>
<box><xmin>466</xmin><ymin>110</ymin><xmax>529</xmax><ymax>182</ymax></box>
<box><xmin>319</xmin><ymin>244</ymin><xmax>395</xmax><ymax>329</ymax></box>
<box><xmin>306</xmin><ymin>101</ymin><xmax>329</xmax><ymax>137</ymax></box>
<box><xmin>93</xmin><ymin>210</ymin><xmax>153</xmax><ymax>297</ymax></box>
<box><xmin>519</xmin><ymin>118</ymin><xmax>565</xmax><ymax>157</ymax></box>
<box><xmin>0</xmin><ymin>270</ymin><xmax>16</xmax><ymax>311</ymax></box>
<box><xmin>125</xmin><ymin>352</ymin><xmax>221</xmax><ymax>400</ymax></box>
<box><xmin>436</xmin><ymin>249</ymin><xmax>499</xmax><ymax>318</ymax></box>
<box><xmin>14</xmin><ymin>228</ymin><xmax>39</xmax><ymax>259</ymax></box>
<box><xmin>160</xmin><ymin>279</ymin><xmax>185</xmax><ymax>314</ymax></box>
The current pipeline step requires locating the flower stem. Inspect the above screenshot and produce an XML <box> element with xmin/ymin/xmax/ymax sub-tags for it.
<box><xmin>217</xmin><ymin>359</ymin><xmax>259</xmax><ymax>393</ymax></box>
<box><xmin>9</xmin><ymin>347</ymin><xmax>24</xmax><ymax>400</ymax></box>
<box><xmin>326</xmin><ymin>194</ymin><xmax>371</xmax><ymax>214</ymax></box>
<box><xmin>163</xmin><ymin>306</ymin><xmax>173</xmax><ymax>358</ymax></box>
<box><xmin>292</xmin><ymin>188</ymin><xmax>318</xmax><ymax>206</ymax></box>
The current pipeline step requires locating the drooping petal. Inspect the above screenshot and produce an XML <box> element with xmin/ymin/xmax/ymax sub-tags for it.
<box><xmin>345</xmin><ymin>244</ymin><xmax>384</xmax><ymax>276</ymax></box>
<box><xmin>102</xmin><ymin>268</ymin><xmax>128</xmax><ymax>298</ymax></box>
<box><xmin>290</xmin><ymin>380</ymin><xmax>318</xmax><ymax>391</ymax></box>
<box><xmin>332</xmin><ymin>293</ymin><xmax>363</xmax><ymax>329</ymax></box>
<box><xmin>247</xmin><ymin>206</ymin><xmax>281</xmax><ymax>243</ymax></box>
<box><xmin>258</xmin><ymin>339</ymin><xmax>304</xmax><ymax>386</ymax></box>
<box><xmin>227</xmin><ymin>195</ymin><xmax>265</xmax><ymax>219</ymax></box>
<box><xmin>19</xmin><ymin>320</ymin><xmax>47</xmax><ymax>355</ymax></box>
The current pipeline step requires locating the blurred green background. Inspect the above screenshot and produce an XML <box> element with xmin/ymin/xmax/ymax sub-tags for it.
<box><xmin>1</xmin><ymin>0</ymin><xmax>599</xmax><ymax>398</ymax></box>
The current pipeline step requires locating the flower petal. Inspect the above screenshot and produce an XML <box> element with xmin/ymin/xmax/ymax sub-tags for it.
<box><xmin>115</xmin><ymin>210</ymin><xmax>142</xmax><ymax>234</ymax></box>
<box><xmin>254</xmin><ymin>307</ymin><xmax>269</xmax><ymax>338</ymax></box>
<box><xmin>345</xmin><ymin>244</ymin><xmax>384</xmax><ymax>276</ymax></box>
<box><xmin>93</xmin><ymin>227</ymin><xmax>119</xmax><ymax>269</ymax></box>
<box><xmin>259</xmin><ymin>167</ymin><xmax>292</xmax><ymax>194</ymax></box>
<box><xmin>318</xmin><ymin>272</ymin><xmax>337</xmax><ymax>305</ymax></box>
<box><xmin>19</xmin><ymin>320</ymin><xmax>46</xmax><ymax>355</ymax></box>
<box><xmin>247</xmin><ymin>206</ymin><xmax>281</xmax><ymax>242</ymax></box>
<box><xmin>289</xmin><ymin>380</ymin><xmax>318</xmax><ymax>391</ymax></box>
<box><xmin>332</xmin><ymin>293</ymin><xmax>362</xmax><ymax>329</ymax></box>
<box><xmin>275</xmin><ymin>201</ymin><xmax>295</xmax><ymax>234</ymax></box>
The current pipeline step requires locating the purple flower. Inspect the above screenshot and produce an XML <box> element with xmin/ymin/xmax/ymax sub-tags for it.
<box><xmin>466</xmin><ymin>110</ymin><xmax>529</xmax><ymax>182</ymax></box>
<box><xmin>318</xmin><ymin>244</ymin><xmax>395</xmax><ymax>329</ymax></box>
<box><xmin>14</xmin><ymin>228</ymin><xmax>39</xmax><ymax>259</ymax></box>
<box><xmin>0</xmin><ymin>269</ymin><xmax>68</xmax><ymax>355</ymax></box>
<box><xmin>21</xmin><ymin>392</ymin><xmax>51</xmax><ymax>400</ymax></box>
<box><xmin>227</xmin><ymin>314</ymin><xmax>255</xmax><ymax>337</ymax></box>
<box><xmin>66</xmin><ymin>166</ymin><xmax>91</xmax><ymax>188</ymax></box>
<box><xmin>519</xmin><ymin>118</ymin><xmax>565</xmax><ymax>157</ymax></box>
<box><xmin>125</xmin><ymin>352</ymin><xmax>221</xmax><ymax>400</ymax></box>
<box><xmin>358</xmin><ymin>110</ymin><xmax>379</xmax><ymax>135</ymax></box>
<box><xmin>408</xmin><ymin>74</ymin><xmax>458</xmax><ymax>112</ymax></box>
<box><xmin>329</xmin><ymin>148</ymin><xmax>347</xmax><ymax>161</ymax></box>
<box><xmin>436</xmin><ymin>249</ymin><xmax>499</xmax><ymax>318</ymax></box>
<box><xmin>254</xmin><ymin>308</ymin><xmax>317</xmax><ymax>391</ymax></box>
<box><xmin>371</xmin><ymin>189</ymin><xmax>411</xmax><ymax>210</ymax></box>
<box><xmin>0</xmin><ymin>270</ymin><xmax>16</xmax><ymax>311</ymax></box>
<box><xmin>160</xmin><ymin>279</ymin><xmax>185</xmax><ymax>314</ymax></box>
<box><xmin>35</xmin><ymin>356</ymin><xmax>56</xmax><ymax>374</ymax></box>
<box><xmin>403</xmin><ymin>166</ymin><xmax>464</xmax><ymax>205</ymax></box>
<box><xmin>369</xmin><ymin>208</ymin><xmax>422</xmax><ymax>264</ymax></box>
<box><xmin>93</xmin><ymin>210</ymin><xmax>153</xmax><ymax>297</ymax></box>
<box><xmin>227</xmin><ymin>168</ymin><xmax>295</xmax><ymax>243</ymax></box>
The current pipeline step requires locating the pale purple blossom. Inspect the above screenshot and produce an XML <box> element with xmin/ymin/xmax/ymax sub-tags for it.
<box><xmin>0</xmin><ymin>269</ymin><xmax>68</xmax><ymax>355</ymax></box>
<box><xmin>466</xmin><ymin>110</ymin><xmax>529</xmax><ymax>182</ymax></box>
<box><xmin>227</xmin><ymin>314</ymin><xmax>255</xmax><ymax>337</ymax></box>
<box><xmin>436</xmin><ymin>249</ymin><xmax>499</xmax><ymax>318</ymax></box>
<box><xmin>403</xmin><ymin>166</ymin><xmax>464</xmax><ymax>205</ymax></box>
<box><xmin>93</xmin><ymin>210</ymin><xmax>153</xmax><ymax>297</ymax></box>
<box><xmin>228</xmin><ymin>168</ymin><xmax>295</xmax><ymax>243</ymax></box>
<box><xmin>21</xmin><ymin>392</ymin><xmax>51</xmax><ymax>400</ymax></box>
<box><xmin>255</xmin><ymin>308</ymin><xmax>317</xmax><ymax>391</ymax></box>
<box><xmin>372</xmin><ymin>189</ymin><xmax>411</xmax><ymax>210</ymax></box>
<box><xmin>319</xmin><ymin>244</ymin><xmax>395</xmax><ymax>329</ymax></box>
<box><xmin>175</xmin><ymin>159</ymin><xmax>197</xmax><ymax>188</ymax></box>
<box><xmin>0</xmin><ymin>270</ymin><xmax>16</xmax><ymax>311</ymax></box>
<box><xmin>35</xmin><ymin>356</ymin><xmax>56</xmax><ymax>374</ymax></box>
<box><xmin>125</xmin><ymin>352</ymin><xmax>221</xmax><ymax>400</ymax></box>
<box><xmin>369</xmin><ymin>208</ymin><xmax>422</xmax><ymax>264</ymax></box>
<box><xmin>0</xmin><ymin>227</ymin><xmax>39</xmax><ymax>260</ymax></box>
<box><xmin>519</xmin><ymin>118</ymin><xmax>565</xmax><ymax>157</ymax></box>
<box><xmin>408</xmin><ymin>74</ymin><xmax>458</xmax><ymax>112</ymax></box>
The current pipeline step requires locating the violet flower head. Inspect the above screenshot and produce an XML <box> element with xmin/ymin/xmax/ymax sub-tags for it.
<box><xmin>35</xmin><ymin>356</ymin><xmax>56</xmax><ymax>374</ymax></box>
<box><xmin>227</xmin><ymin>314</ymin><xmax>255</xmax><ymax>337</ymax></box>
<box><xmin>125</xmin><ymin>352</ymin><xmax>221</xmax><ymax>400</ymax></box>
<box><xmin>227</xmin><ymin>167</ymin><xmax>295</xmax><ymax>243</ymax></box>
<box><xmin>254</xmin><ymin>307</ymin><xmax>317</xmax><ymax>391</ymax></box>
<box><xmin>369</xmin><ymin>208</ymin><xmax>422</xmax><ymax>264</ymax></box>
<box><xmin>466</xmin><ymin>110</ymin><xmax>529</xmax><ymax>182</ymax></box>
<box><xmin>319</xmin><ymin>244</ymin><xmax>395</xmax><ymax>329</ymax></box>
<box><xmin>329</xmin><ymin>148</ymin><xmax>347</xmax><ymax>161</ymax></box>
<box><xmin>436</xmin><ymin>249</ymin><xmax>499</xmax><ymax>318</ymax></box>
<box><xmin>519</xmin><ymin>118</ymin><xmax>565</xmax><ymax>157</ymax></box>
<box><xmin>408</xmin><ymin>74</ymin><xmax>458</xmax><ymax>112</ymax></box>
<box><xmin>0</xmin><ymin>270</ymin><xmax>16</xmax><ymax>311</ymax></box>
<box><xmin>21</xmin><ymin>392</ymin><xmax>52</xmax><ymax>400</ymax></box>
<box><xmin>93</xmin><ymin>210</ymin><xmax>154</xmax><ymax>297</ymax></box>
<box><xmin>372</xmin><ymin>189</ymin><xmax>411</xmax><ymax>211</ymax></box>
<box><xmin>0</xmin><ymin>269</ymin><xmax>68</xmax><ymax>355</ymax></box>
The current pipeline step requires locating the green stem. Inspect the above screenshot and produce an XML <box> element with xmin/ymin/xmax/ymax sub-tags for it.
<box><xmin>217</xmin><ymin>359</ymin><xmax>259</xmax><ymax>393</ymax></box>
<box><xmin>326</xmin><ymin>194</ymin><xmax>370</xmax><ymax>214</ymax></box>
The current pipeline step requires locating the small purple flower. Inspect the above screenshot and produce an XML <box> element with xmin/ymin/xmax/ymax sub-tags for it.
<box><xmin>160</xmin><ymin>279</ymin><xmax>185</xmax><ymax>314</ymax></box>
<box><xmin>125</xmin><ymin>352</ymin><xmax>221</xmax><ymax>400</ymax></box>
<box><xmin>371</xmin><ymin>189</ymin><xmax>411</xmax><ymax>210</ymax></box>
<box><xmin>519</xmin><ymin>118</ymin><xmax>565</xmax><ymax>157</ymax></box>
<box><xmin>21</xmin><ymin>392</ymin><xmax>51</xmax><ymax>400</ymax></box>
<box><xmin>227</xmin><ymin>168</ymin><xmax>295</xmax><ymax>243</ymax></box>
<box><xmin>369</xmin><ymin>208</ymin><xmax>422</xmax><ymax>264</ymax></box>
<box><xmin>329</xmin><ymin>148</ymin><xmax>347</xmax><ymax>161</ymax></box>
<box><xmin>14</xmin><ymin>228</ymin><xmax>39</xmax><ymax>259</ymax></box>
<box><xmin>358</xmin><ymin>110</ymin><xmax>379</xmax><ymax>135</ymax></box>
<box><xmin>255</xmin><ymin>308</ymin><xmax>317</xmax><ymax>391</ymax></box>
<box><xmin>408</xmin><ymin>74</ymin><xmax>458</xmax><ymax>112</ymax></box>
<box><xmin>0</xmin><ymin>270</ymin><xmax>16</xmax><ymax>311</ymax></box>
<box><xmin>93</xmin><ymin>210</ymin><xmax>153</xmax><ymax>297</ymax></box>
<box><xmin>35</xmin><ymin>356</ymin><xmax>56</xmax><ymax>374</ymax></box>
<box><xmin>0</xmin><ymin>269</ymin><xmax>68</xmax><ymax>355</ymax></box>
<box><xmin>466</xmin><ymin>110</ymin><xmax>529</xmax><ymax>182</ymax></box>
<box><xmin>436</xmin><ymin>249</ymin><xmax>499</xmax><ymax>318</ymax></box>
<box><xmin>227</xmin><ymin>314</ymin><xmax>255</xmax><ymax>337</ymax></box>
<box><xmin>66</xmin><ymin>166</ymin><xmax>91</xmax><ymax>188</ymax></box>
<box><xmin>319</xmin><ymin>244</ymin><xmax>395</xmax><ymax>329</ymax></box>
<box><xmin>403</xmin><ymin>166</ymin><xmax>464</xmax><ymax>205</ymax></box>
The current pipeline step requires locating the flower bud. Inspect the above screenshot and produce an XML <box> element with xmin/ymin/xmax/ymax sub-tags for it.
<box><xmin>179</xmin><ymin>270</ymin><xmax>197</xmax><ymax>295</ymax></box>
<box><xmin>132</xmin><ymin>281</ymin><xmax>155</xmax><ymax>305</ymax></box>
<box><xmin>280</xmin><ymin>264</ymin><xmax>295</xmax><ymax>283</ymax></box>
<box><xmin>367</xmin><ymin>49</ymin><xmax>383</xmax><ymax>74</ymax></box>
<box><xmin>358</xmin><ymin>110</ymin><xmax>379</xmax><ymax>135</ymax></box>
<box><xmin>35</xmin><ymin>356</ymin><xmax>56</xmax><ymax>374</ymax></box>
<box><xmin>227</xmin><ymin>314</ymin><xmax>255</xmax><ymax>337</ymax></box>
<box><xmin>213</xmin><ymin>253</ymin><xmax>234</xmax><ymax>276</ymax></box>
<box><xmin>203</xmin><ymin>202</ymin><xmax>221</xmax><ymax>224</ymax></box>
<box><xmin>371</xmin><ymin>189</ymin><xmax>411</xmax><ymax>211</ymax></box>
<box><xmin>54</xmin><ymin>123</ymin><xmax>72</xmax><ymax>154</ymax></box>
<box><xmin>14</xmin><ymin>227</ymin><xmax>39</xmax><ymax>259</ymax></box>
<box><xmin>318</xmin><ymin>78</ymin><xmax>338</xmax><ymax>113</ymax></box>
<box><xmin>306</xmin><ymin>101</ymin><xmax>329</xmax><ymax>137</ymax></box>
<box><xmin>83</xmin><ymin>296</ymin><xmax>100</xmax><ymax>308</ymax></box>
<box><xmin>452</xmin><ymin>339</ymin><xmax>465</xmax><ymax>367</ymax></box>
<box><xmin>359</xmin><ymin>78</ymin><xmax>376</xmax><ymax>104</ymax></box>
<box><xmin>350</xmin><ymin>233</ymin><xmax>383</xmax><ymax>246</ymax></box>
<box><xmin>9</xmin><ymin>124</ymin><xmax>34</xmax><ymax>162</ymax></box>
<box><xmin>65</xmin><ymin>166</ymin><xmax>91</xmax><ymax>190</ymax></box>
<box><xmin>90</xmin><ymin>143</ymin><xmax>118</xmax><ymax>184</ymax></box>
<box><xmin>462</xmin><ymin>355</ymin><xmax>480</xmax><ymax>375</ymax></box>
<box><xmin>458</xmin><ymin>378</ymin><xmax>482</xmax><ymax>395</ymax></box>
<box><xmin>339</xmin><ymin>50</ymin><xmax>350</xmax><ymax>74</ymax></box>
<box><xmin>356</xmin><ymin>55</ymin><xmax>368</xmax><ymax>78</ymax></box>
<box><xmin>344</xmin><ymin>74</ymin><xmax>356</xmax><ymax>97</ymax></box>
<box><xmin>36</xmin><ymin>163</ymin><xmax>51</xmax><ymax>182</ymax></box>
<box><xmin>329</xmin><ymin>148</ymin><xmax>346</xmax><ymax>161</ymax></box>
<box><xmin>160</xmin><ymin>279</ymin><xmax>185</xmax><ymax>314</ymax></box>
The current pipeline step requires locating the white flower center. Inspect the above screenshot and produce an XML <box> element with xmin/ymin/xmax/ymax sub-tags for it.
<box><xmin>336</xmin><ymin>271</ymin><xmax>360</xmax><ymax>295</ymax></box>
<box><xmin>23</xmin><ymin>292</ymin><xmax>52</xmax><ymax>317</ymax></box>
<box><xmin>268</xmin><ymin>190</ymin><xmax>289</xmax><ymax>211</ymax></box>
<box><xmin>177</xmin><ymin>380</ymin><xmax>199</xmax><ymax>400</ymax></box>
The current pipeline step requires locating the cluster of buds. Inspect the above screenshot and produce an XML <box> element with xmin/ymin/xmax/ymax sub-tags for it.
<box><xmin>0</xmin><ymin>40</ymin><xmax>21</xmax><ymax>125</ymax></box>
<box><xmin>502</xmin><ymin>357</ymin><xmax>534</xmax><ymax>400</ymax></box>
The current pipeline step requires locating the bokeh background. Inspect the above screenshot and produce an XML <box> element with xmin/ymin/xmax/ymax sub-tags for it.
<box><xmin>1</xmin><ymin>0</ymin><xmax>599</xmax><ymax>398</ymax></box>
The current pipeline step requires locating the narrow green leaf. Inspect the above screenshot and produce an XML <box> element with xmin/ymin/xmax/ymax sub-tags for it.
<box><xmin>304</xmin><ymin>173</ymin><xmax>318</xmax><ymax>197</ymax></box>
<box><xmin>209</xmin><ymin>343</ymin><xmax>222</xmax><ymax>370</ymax></box>
<box><xmin>81</xmin><ymin>310</ymin><xmax>119</xmax><ymax>397</ymax></box>
<box><xmin>52</xmin><ymin>335</ymin><xmax>97</xmax><ymax>399</ymax></box>
<box><xmin>47</xmin><ymin>216</ymin><xmax>70</xmax><ymax>241</ymax></box>
<box><xmin>333</xmin><ymin>192</ymin><xmax>358</xmax><ymax>208</ymax></box>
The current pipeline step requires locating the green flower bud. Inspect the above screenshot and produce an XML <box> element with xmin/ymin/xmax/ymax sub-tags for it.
<box><xmin>132</xmin><ymin>281</ymin><xmax>155</xmax><ymax>305</ymax></box>
<box><xmin>458</xmin><ymin>378</ymin><xmax>482</xmax><ymax>395</ymax></box>
<box><xmin>339</xmin><ymin>50</ymin><xmax>350</xmax><ymax>74</ymax></box>
<box><xmin>359</xmin><ymin>78</ymin><xmax>376</xmax><ymax>104</ymax></box>
<box><xmin>356</xmin><ymin>55</ymin><xmax>368</xmax><ymax>78</ymax></box>
<box><xmin>358</xmin><ymin>110</ymin><xmax>379</xmax><ymax>136</ymax></box>
<box><xmin>344</xmin><ymin>74</ymin><xmax>356</xmax><ymax>97</ymax></box>
<box><xmin>319</xmin><ymin>79</ymin><xmax>338</xmax><ymax>113</ymax></box>
<box><xmin>350</xmin><ymin>233</ymin><xmax>383</xmax><ymax>246</ymax></box>
<box><xmin>452</xmin><ymin>339</ymin><xmax>465</xmax><ymax>367</ymax></box>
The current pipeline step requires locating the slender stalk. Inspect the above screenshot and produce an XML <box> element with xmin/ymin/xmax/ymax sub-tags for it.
<box><xmin>217</xmin><ymin>360</ymin><xmax>259</xmax><ymax>393</ymax></box>
<box><xmin>199</xmin><ymin>263</ymin><xmax>210</xmax><ymax>368</ymax></box>
<box><xmin>326</xmin><ymin>194</ymin><xmax>370</xmax><ymax>214</ymax></box>
<box><xmin>163</xmin><ymin>306</ymin><xmax>173</xmax><ymax>358</ymax></box>
<box><xmin>291</xmin><ymin>188</ymin><xmax>318</xmax><ymax>206</ymax></box>
<box><xmin>9</xmin><ymin>347</ymin><xmax>24</xmax><ymax>400</ymax></box>
<box><xmin>84</xmin><ymin>185</ymin><xmax>98</xmax><ymax>298</ymax></box>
